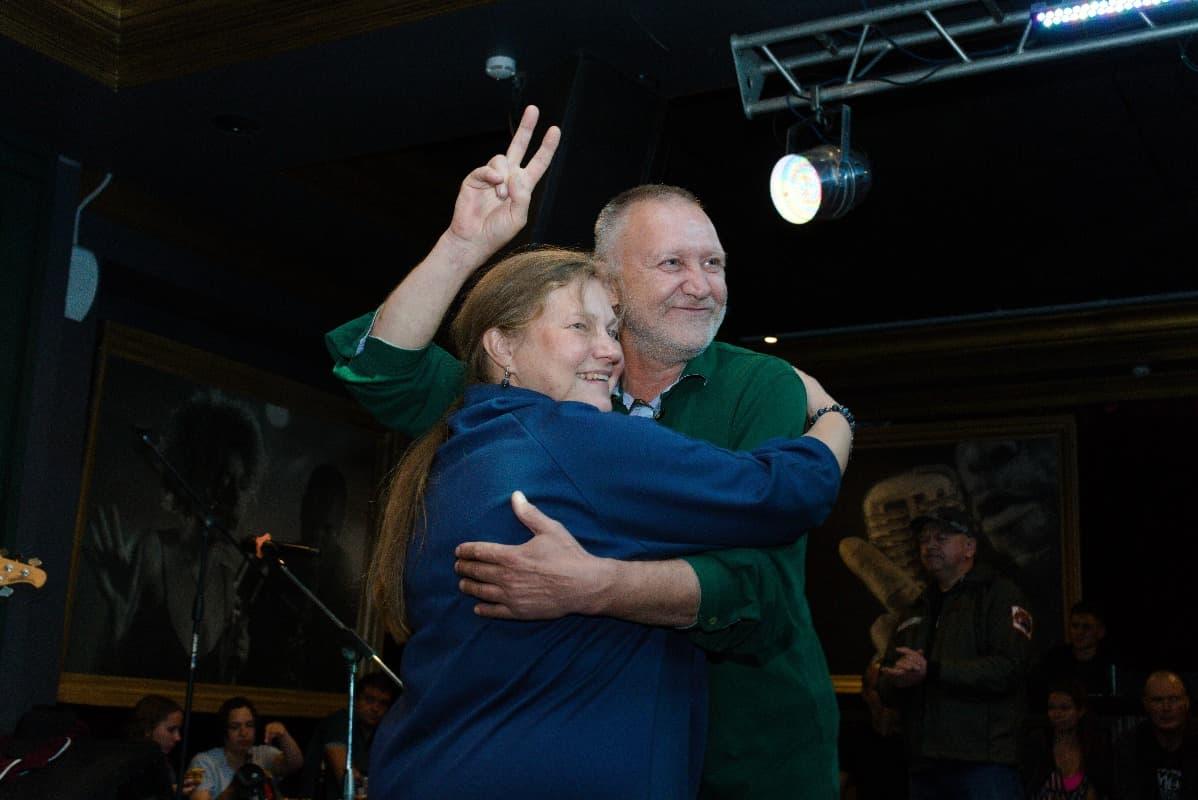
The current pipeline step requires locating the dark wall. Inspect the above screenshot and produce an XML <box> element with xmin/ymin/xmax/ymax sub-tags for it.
<box><xmin>0</xmin><ymin>149</ymin><xmax>378</xmax><ymax>732</ymax></box>
<box><xmin>1076</xmin><ymin>398</ymin><xmax>1198</xmax><ymax>671</ymax></box>
<box><xmin>0</xmin><ymin>136</ymin><xmax>82</xmax><ymax>733</ymax></box>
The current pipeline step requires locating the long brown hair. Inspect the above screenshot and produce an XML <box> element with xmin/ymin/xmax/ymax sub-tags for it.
<box><xmin>370</xmin><ymin>248</ymin><xmax>604</xmax><ymax>640</ymax></box>
<box><xmin>127</xmin><ymin>694</ymin><xmax>181</xmax><ymax>739</ymax></box>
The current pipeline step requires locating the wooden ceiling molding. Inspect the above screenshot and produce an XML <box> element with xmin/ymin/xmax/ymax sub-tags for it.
<box><xmin>1</xmin><ymin>0</ymin><xmax>492</xmax><ymax>89</ymax></box>
<box><xmin>0</xmin><ymin>2</ymin><xmax>120</xmax><ymax>86</ymax></box>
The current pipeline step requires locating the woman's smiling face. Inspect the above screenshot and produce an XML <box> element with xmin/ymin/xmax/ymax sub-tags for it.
<box><xmin>502</xmin><ymin>278</ymin><xmax>623</xmax><ymax>411</ymax></box>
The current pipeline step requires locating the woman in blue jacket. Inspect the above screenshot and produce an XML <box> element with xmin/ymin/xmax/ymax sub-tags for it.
<box><xmin>365</xmin><ymin>248</ymin><xmax>849</xmax><ymax>799</ymax></box>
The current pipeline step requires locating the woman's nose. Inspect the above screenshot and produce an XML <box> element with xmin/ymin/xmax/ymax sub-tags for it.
<box><xmin>597</xmin><ymin>332</ymin><xmax>622</xmax><ymax>362</ymax></box>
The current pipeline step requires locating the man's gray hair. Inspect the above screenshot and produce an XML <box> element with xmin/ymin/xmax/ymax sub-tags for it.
<box><xmin>592</xmin><ymin>184</ymin><xmax>703</xmax><ymax>265</ymax></box>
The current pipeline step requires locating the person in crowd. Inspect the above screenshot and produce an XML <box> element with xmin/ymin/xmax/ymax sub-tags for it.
<box><xmin>1022</xmin><ymin>681</ymin><xmax>1113</xmax><ymax>799</ymax></box>
<box><xmin>1114</xmin><ymin>670</ymin><xmax>1197</xmax><ymax>799</ymax></box>
<box><xmin>301</xmin><ymin>673</ymin><xmax>398</xmax><ymax>798</ymax></box>
<box><xmin>879</xmin><ymin>505</ymin><xmax>1034</xmax><ymax>799</ymax></box>
<box><xmin>127</xmin><ymin>694</ymin><xmax>200</xmax><ymax>796</ymax></box>
<box><xmin>1032</xmin><ymin>601</ymin><xmax>1118</xmax><ymax>704</ymax></box>
<box><xmin>328</xmin><ymin>103</ymin><xmax>852</xmax><ymax>799</ymax></box>
<box><xmin>188</xmin><ymin>696</ymin><xmax>302</xmax><ymax>800</ymax></box>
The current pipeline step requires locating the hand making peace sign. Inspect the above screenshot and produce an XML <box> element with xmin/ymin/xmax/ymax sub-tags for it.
<box><xmin>444</xmin><ymin>105</ymin><xmax>562</xmax><ymax>263</ymax></box>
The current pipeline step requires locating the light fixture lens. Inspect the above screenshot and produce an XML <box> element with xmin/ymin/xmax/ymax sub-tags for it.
<box><xmin>763</xmin><ymin>336</ymin><xmax>779</xmax><ymax>344</ymax></box>
<box><xmin>770</xmin><ymin>154</ymin><xmax>823</xmax><ymax>225</ymax></box>
<box><xmin>770</xmin><ymin>146</ymin><xmax>872</xmax><ymax>224</ymax></box>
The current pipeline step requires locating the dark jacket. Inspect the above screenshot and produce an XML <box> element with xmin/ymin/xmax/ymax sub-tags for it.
<box><xmin>1114</xmin><ymin>720</ymin><xmax>1198</xmax><ymax>800</ymax></box>
<box><xmin>879</xmin><ymin>562</ymin><xmax>1034</xmax><ymax>766</ymax></box>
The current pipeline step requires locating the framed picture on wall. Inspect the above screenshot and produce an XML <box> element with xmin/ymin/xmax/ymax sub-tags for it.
<box><xmin>58</xmin><ymin>323</ymin><xmax>391</xmax><ymax>717</ymax></box>
<box><xmin>806</xmin><ymin>416</ymin><xmax>1080</xmax><ymax>693</ymax></box>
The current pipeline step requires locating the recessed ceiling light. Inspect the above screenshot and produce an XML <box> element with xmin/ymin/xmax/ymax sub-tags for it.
<box><xmin>211</xmin><ymin>113</ymin><xmax>262</xmax><ymax>136</ymax></box>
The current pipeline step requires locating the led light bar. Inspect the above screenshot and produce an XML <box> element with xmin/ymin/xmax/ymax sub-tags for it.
<box><xmin>1033</xmin><ymin>0</ymin><xmax>1180</xmax><ymax>28</ymax></box>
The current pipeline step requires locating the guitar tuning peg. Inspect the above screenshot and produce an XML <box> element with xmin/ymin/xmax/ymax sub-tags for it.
<box><xmin>27</xmin><ymin>558</ymin><xmax>42</xmax><ymax>567</ymax></box>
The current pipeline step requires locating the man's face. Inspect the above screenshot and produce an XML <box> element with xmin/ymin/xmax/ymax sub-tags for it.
<box><xmin>355</xmin><ymin>686</ymin><xmax>395</xmax><ymax>729</ymax></box>
<box><xmin>610</xmin><ymin>199</ymin><xmax>727</xmax><ymax>366</ymax></box>
<box><xmin>224</xmin><ymin>707</ymin><xmax>256</xmax><ymax>755</ymax></box>
<box><xmin>1068</xmin><ymin>612</ymin><xmax>1105</xmax><ymax>653</ymax></box>
<box><xmin>918</xmin><ymin>525</ymin><xmax>975</xmax><ymax>579</ymax></box>
<box><xmin>1144</xmin><ymin>674</ymin><xmax>1191</xmax><ymax>734</ymax></box>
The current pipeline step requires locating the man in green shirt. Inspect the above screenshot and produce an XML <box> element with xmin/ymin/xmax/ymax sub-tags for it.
<box><xmin>328</xmin><ymin>105</ymin><xmax>852</xmax><ymax>798</ymax></box>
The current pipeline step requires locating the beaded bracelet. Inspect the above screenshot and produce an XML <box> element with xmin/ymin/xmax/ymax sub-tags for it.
<box><xmin>809</xmin><ymin>403</ymin><xmax>856</xmax><ymax>433</ymax></box>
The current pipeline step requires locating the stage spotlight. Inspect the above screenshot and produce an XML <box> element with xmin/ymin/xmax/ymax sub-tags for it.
<box><xmin>770</xmin><ymin>105</ymin><xmax>871</xmax><ymax>224</ymax></box>
<box><xmin>1033</xmin><ymin>0</ymin><xmax>1184</xmax><ymax>28</ymax></box>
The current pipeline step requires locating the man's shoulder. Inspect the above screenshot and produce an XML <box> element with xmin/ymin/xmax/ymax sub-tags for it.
<box><xmin>700</xmin><ymin>340</ymin><xmax>795</xmax><ymax>377</ymax></box>
<box><xmin>968</xmin><ymin>564</ymin><xmax>1025</xmax><ymax>596</ymax></box>
<box><xmin>695</xmin><ymin>341</ymin><xmax>802</xmax><ymax>404</ymax></box>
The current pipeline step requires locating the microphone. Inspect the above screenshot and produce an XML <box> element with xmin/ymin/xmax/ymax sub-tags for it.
<box><xmin>242</xmin><ymin>532</ymin><xmax>321</xmax><ymax>559</ymax></box>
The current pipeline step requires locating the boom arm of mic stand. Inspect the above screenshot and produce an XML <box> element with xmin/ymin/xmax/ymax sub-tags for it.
<box><xmin>266</xmin><ymin>557</ymin><xmax>403</xmax><ymax>692</ymax></box>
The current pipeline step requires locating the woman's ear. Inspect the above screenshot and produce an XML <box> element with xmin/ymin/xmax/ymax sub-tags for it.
<box><xmin>482</xmin><ymin>328</ymin><xmax>514</xmax><ymax>376</ymax></box>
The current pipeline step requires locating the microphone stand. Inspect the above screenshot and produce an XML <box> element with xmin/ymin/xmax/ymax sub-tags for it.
<box><xmin>251</xmin><ymin>543</ymin><xmax>402</xmax><ymax>800</ymax></box>
<box><xmin>134</xmin><ymin>428</ymin><xmax>261</xmax><ymax>800</ymax></box>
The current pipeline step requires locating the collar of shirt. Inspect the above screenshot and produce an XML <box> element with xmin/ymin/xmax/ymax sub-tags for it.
<box><xmin>613</xmin><ymin>346</ymin><xmax>713</xmax><ymax>416</ymax></box>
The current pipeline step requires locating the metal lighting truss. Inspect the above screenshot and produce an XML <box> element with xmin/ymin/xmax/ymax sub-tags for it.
<box><xmin>731</xmin><ymin>0</ymin><xmax>1198</xmax><ymax>117</ymax></box>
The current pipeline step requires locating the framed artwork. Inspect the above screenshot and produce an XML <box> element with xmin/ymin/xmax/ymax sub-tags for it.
<box><xmin>58</xmin><ymin>324</ymin><xmax>389</xmax><ymax>717</ymax></box>
<box><xmin>806</xmin><ymin>416</ymin><xmax>1080</xmax><ymax>693</ymax></box>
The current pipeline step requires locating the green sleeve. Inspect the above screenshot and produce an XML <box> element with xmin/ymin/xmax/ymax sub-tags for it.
<box><xmin>682</xmin><ymin>360</ymin><xmax>810</xmax><ymax>657</ymax></box>
<box><xmin>325</xmin><ymin>312</ymin><xmax>465</xmax><ymax>437</ymax></box>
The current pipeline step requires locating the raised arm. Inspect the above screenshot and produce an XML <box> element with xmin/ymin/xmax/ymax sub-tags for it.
<box><xmin>371</xmin><ymin>105</ymin><xmax>560</xmax><ymax>349</ymax></box>
<box><xmin>263</xmin><ymin>721</ymin><xmax>304</xmax><ymax>777</ymax></box>
<box><xmin>795</xmin><ymin>368</ymin><xmax>853</xmax><ymax>473</ymax></box>
<box><xmin>327</xmin><ymin>107</ymin><xmax>559</xmax><ymax>434</ymax></box>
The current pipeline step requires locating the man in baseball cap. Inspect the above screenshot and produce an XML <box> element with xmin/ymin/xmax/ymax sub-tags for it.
<box><xmin>879</xmin><ymin>505</ymin><xmax>1034</xmax><ymax>799</ymax></box>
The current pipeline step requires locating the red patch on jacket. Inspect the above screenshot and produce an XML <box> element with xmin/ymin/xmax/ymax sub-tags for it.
<box><xmin>1011</xmin><ymin>605</ymin><xmax>1033</xmax><ymax>639</ymax></box>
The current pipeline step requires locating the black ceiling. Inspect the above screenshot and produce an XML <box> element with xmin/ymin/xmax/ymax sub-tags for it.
<box><xmin>4</xmin><ymin>0</ymin><xmax>1197</xmax><ymax>343</ymax></box>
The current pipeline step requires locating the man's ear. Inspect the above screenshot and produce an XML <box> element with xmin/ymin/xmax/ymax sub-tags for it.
<box><xmin>482</xmin><ymin>328</ymin><xmax>514</xmax><ymax>375</ymax></box>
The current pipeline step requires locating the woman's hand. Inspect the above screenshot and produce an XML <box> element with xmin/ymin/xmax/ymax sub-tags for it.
<box><xmin>263</xmin><ymin>721</ymin><xmax>290</xmax><ymax>746</ymax></box>
<box><xmin>179</xmin><ymin>767</ymin><xmax>202</xmax><ymax>797</ymax></box>
<box><xmin>443</xmin><ymin>105</ymin><xmax>561</xmax><ymax>265</ymax></box>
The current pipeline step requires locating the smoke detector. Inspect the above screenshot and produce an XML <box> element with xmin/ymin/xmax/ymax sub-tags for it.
<box><xmin>485</xmin><ymin>55</ymin><xmax>517</xmax><ymax>81</ymax></box>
